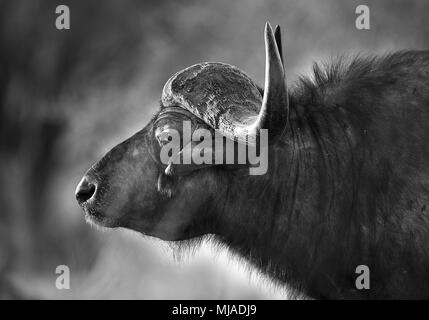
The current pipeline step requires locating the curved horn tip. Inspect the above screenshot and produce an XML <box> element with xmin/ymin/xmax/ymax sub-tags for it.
<box><xmin>274</xmin><ymin>25</ymin><xmax>283</xmax><ymax>64</ymax></box>
<box><xmin>263</xmin><ymin>22</ymin><xmax>283</xmax><ymax>74</ymax></box>
<box><xmin>264</xmin><ymin>21</ymin><xmax>274</xmax><ymax>36</ymax></box>
<box><xmin>274</xmin><ymin>25</ymin><xmax>281</xmax><ymax>43</ymax></box>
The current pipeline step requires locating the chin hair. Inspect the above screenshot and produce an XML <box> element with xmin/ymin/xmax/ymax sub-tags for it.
<box><xmin>166</xmin><ymin>234</ymin><xmax>216</xmax><ymax>262</ymax></box>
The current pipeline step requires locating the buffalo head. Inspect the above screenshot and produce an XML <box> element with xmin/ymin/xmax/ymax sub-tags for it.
<box><xmin>75</xmin><ymin>23</ymin><xmax>289</xmax><ymax>241</ymax></box>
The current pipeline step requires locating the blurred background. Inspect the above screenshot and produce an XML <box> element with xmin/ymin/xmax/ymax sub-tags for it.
<box><xmin>0</xmin><ymin>0</ymin><xmax>428</xmax><ymax>299</ymax></box>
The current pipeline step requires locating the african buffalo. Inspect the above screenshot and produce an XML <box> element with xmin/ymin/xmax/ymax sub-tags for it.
<box><xmin>76</xmin><ymin>23</ymin><xmax>429</xmax><ymax>299</ymax></box>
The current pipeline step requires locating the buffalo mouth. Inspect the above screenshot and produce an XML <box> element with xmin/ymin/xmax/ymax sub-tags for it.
<box><xmin>76</xmin><ymin>175</ymin><xmax>123</xmax><ymax>228</ymax></box>
<box><xmin>81</xmin><ymin>204</ymin><xmax>121</xmax><ymax>229</ymax></box>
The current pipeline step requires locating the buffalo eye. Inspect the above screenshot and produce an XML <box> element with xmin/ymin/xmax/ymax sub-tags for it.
<box><xmin>155</xmin><ymin>128</ymin><xmax>176</xmax><ymax>146</ymax></box>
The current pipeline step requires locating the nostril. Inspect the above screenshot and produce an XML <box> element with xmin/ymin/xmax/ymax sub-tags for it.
<box><xmin>75</xmin><ymin>177</ymin><xmax>97</xmax><ymax>204</ymax></box>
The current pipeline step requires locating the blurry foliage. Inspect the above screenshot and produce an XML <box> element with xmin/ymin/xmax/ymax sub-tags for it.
<box><xmin>0</xmin><ymin>0</ymin><xmax>166</xmax><ymax>297</ymax></box>
<box><xmin>0</xmin><ymin>0</ymin><xmax>428</xmax><ymax>299</ymax></box>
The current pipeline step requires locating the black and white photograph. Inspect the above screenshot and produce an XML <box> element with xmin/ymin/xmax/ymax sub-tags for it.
<box><xmin>1</xmin><ymin>0</ymin><xmax>429</xmax><ymax>307</ymax></box>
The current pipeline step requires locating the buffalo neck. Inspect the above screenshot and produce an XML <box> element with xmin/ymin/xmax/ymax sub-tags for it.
<box><xmin>215</xmin><ymin>98</ymin><xmax>360</xmax><ymax>297</ymax></box>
